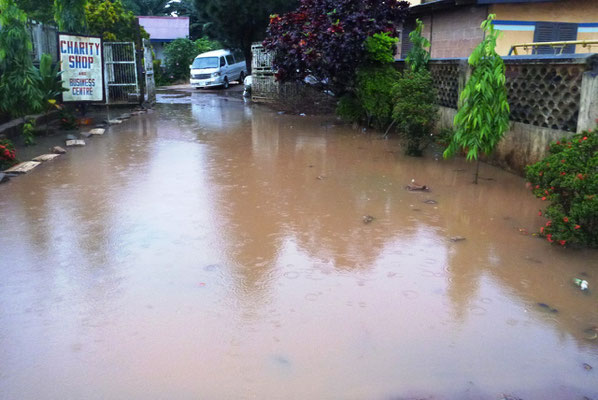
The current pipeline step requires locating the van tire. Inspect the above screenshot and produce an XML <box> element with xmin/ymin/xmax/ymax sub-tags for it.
<box><xmin>238</xmin><ymin>71</ymin><xmax>245</xmax><ymax>83</ymax></box>
<box><xmin>223</xmin><ymin>77</ymin><xmax>229</xmax><ymax>89</ymax></box>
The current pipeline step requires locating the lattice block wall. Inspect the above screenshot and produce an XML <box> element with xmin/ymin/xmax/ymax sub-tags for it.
<box><xmin>505</xmin><ymin>64</ymin><xmax>583</xmax><ymax>132</ymax></box>
<box><xmin>429</xmin><ymin>63</ymin><xmax>460</xmax><ymax>109</ymax></box>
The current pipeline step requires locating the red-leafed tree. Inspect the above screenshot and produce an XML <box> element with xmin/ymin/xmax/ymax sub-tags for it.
<box><xmin>262</xmin><ymin>0</ymin><xmax>410</xmax><ymax>94</ymax></box>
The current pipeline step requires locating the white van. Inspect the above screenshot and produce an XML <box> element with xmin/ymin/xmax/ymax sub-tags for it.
<box><xmin>190</xmin><ymin>49</ymin><xmax>247</xmax><ymax>89</ymax></box>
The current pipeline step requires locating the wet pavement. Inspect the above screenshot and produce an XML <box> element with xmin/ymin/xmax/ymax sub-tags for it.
<box><xmin>1</xmin><ymin>91</ymin><xmax>597</xmax><ymax>400</ymax></box>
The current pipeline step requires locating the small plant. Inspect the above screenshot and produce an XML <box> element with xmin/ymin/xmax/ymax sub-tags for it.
<box><xmin>58</xmin><ymin>107</ymin><xmax>78</xmax><ymax>130</ymax></box>
<box><xmin>443</xmin><ymin>14</ymin><xmax>510</xmax><ymax>184</ymax></box>
<box><xmin>22</xmin><ymin>118</ymin><xmax>36</xmax><ymax>146</ymax></box>
<box><xmin>0</xmin><ymin>138</ymin><xmax>17</xmax><ymax>170</ymax></box>
<box><xmin>525</xmin><ymin>125</ymin><xmax>598</xmax><ymax>248</ymax></box>
<box><xmin>435</xmin><ymin>127</ymin><xmax>455</xmax><ymax>147</ymax></box>
<box><xmin>388</xmin><ymin>19</ymin><xmax>436</xmax><ymax>156</ymax></box>
<box><xmin>391</xmin><ymin>69</ymin><xmax>437</xmax><ymax>156</ymax></box>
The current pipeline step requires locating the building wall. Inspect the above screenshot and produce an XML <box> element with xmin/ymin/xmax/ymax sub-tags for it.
<box><xmin>429</xmin><ymin>6</ymin><xmax>487</xmax><ymax>58</ymax></box>
<box><xmin>491</xmin><ymin>0</ymin><xmax>598</xmax><ymax>55</ymax></box>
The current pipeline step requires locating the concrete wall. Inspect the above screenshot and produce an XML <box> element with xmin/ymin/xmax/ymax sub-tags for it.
<box><xmin>429</xmin><ymin>6</ymin><xmax>487</xmax><ymax>58</ymax></box>
<box><xmin>436</xmin><ymin>106</ymin><xmax>572</xmax><ymax>175</ymax></box>
<box><xmin>491</xmin><ymin>0</ymin><xmax>598</xmax><ymax>55</ymax></box>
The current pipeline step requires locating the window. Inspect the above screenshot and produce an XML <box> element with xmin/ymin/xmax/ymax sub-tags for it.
<box><xmin>220</xmin><ymin>57</ymin><xmax>226</xmax><ymax>67</ymax></box>
<box><xmin>533</xmin><ymin>22</ymin><xmax>578</xmax><ymax>54</ymax></box>
<box><xmin>400</xmin><ymin>20</ymin><xmax>415</xmax><ymax>58</ymax></box>
<box><xmin>225</xmin><ymin>55</ymin><xmax>235</xmax><ymax>65</ymax></box>
<box><xmin>233</xmin><ymin>50</ymin><xmax>245</xmax><ymax>62</ymax></box>
<box><xmin>191</xmin><ymin>57</ymin><xmax>218</xmax><ymax>69</ymax></box>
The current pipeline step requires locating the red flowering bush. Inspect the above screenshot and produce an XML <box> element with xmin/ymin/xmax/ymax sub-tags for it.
<box><xmin>0</xmin><ymin>138</ymin><xmax>17</xmax><ymax>170</ymax></box>
<box><xmin>263</xmin><ymin>0</ymin><xmax>409</xmax><ymax>94</ymax></box>
<box><xmin>526</xmin><ymin>124</ymin><xmax>598</xmax><ymax>247</ymax></box>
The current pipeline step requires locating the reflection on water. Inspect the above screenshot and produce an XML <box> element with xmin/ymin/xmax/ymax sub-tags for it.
<box><xmin>0</xmin><ymin>95</ymin><xmax>597</xmax><ymax>400</ymax></box>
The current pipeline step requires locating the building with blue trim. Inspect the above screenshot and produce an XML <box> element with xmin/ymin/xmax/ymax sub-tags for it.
<box><xmin>137</xmin><ymin>16</ymin><xmax>190</xmax><ymax>62</ymax></box>
<box><xmin>399</xmin><ymin>0</ymin><xmax>598</xmax><ymax>58</ymax></box>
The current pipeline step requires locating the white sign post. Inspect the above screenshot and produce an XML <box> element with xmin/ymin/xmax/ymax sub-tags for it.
<box><xmin>58</xmin><ymin>33</ymin><xmax>104</xmax><ymax>103</ymax></box>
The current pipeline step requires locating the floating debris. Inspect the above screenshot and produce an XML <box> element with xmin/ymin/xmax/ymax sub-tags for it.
<box><xmin>574</xmin><ymin>278</ymin><xmax>589</xmax><ymax>291</ymax></box>
<box><xmin>518</xmin><ymin>227</ymin><xmax>529</xmax><ymax>235</ymax></box>
<box><xmin>537</xmin><ymin>302</ymin><xmax>558</xmax><ymax>313</ymax></box>
<box><xmin>362</xmin><ymin>215</ymin><xmax>375</xmax><ymax>224</ymax></box>
<box><xmin>450</xmin><ymin>236</ymin><xmax>466</xmax><ymax>242</ymax></box>
<box><xmin>65</xmin><ymin>139</ymin><xmax>85</xmax><ymax>147</ymax></box>
<box><xmin>107</xmin><ymin>119</ymin><xmax>122</xmax><ymax>125</ymax></box>
<box><xmin>32</xmin><ymin>154</ymin><xmax>60</xmax><ymax>162</ymax></box>
<box><xmin>406</xmin><ymin>179</ymin><xmax>429</xmax><ymax>191</ymax></box>
<box><xmin>583</xmin><ymin>363</ymin><xmax>593</xmax><ymax>371</ymax></box>
<box><xmin>3</xmin><ymin>161</ymin><xmax>41</xmax><ymax>174</ymax></box>
<box><xmin>88</xmin><ymin>128</ymin><xmax>105</xmax><ymax>135</ymax></box>
<box><xmin>523</xmin><ymin>256</ymin><xmax>543</xmax><ymax>264</ymax></box>
<box><xmin>583</xmin><ymin>327</ymin><xmax>598</xmax><ymax>340</ymax></box>
<box><xmin>423</xmin><ymin>199</ymin><xmax>437</xmax><ymax>204</ymax></box>
<box><xmin>52</xmin><ymin>146</ymin><xmax>67</xmax><ymax>154</ymax></box>
<box><xmin>316</xmin><ymin>175</ymin><xmax>326</xmax><ymax>180</ymax></box>
<box><xmin>65</xmin><ymin>134</ymin><xmax>78</xmax><ymax>141</ymax></box>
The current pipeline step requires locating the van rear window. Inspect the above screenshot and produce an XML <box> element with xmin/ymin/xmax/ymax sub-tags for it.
<box><xmin>192</xmin><ymin>57</ymin><xmax>218</xmax><ymax>69</ymax></box>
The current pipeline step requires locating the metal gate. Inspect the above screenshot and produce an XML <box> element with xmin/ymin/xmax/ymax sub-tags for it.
<box><xmin>142</xmin><ymin>38</ymin><xmax>156</xmax><ymax>104</ymax></box>
<box><xmin>103</xmin><ymin>42</ymin><xmax>140</xmax><ymax>104</ymax></box>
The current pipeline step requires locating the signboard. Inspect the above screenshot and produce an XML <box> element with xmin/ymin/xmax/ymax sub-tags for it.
<box><xmin>58</xmin><ymin>33</ymin><xmax>104</xmax><ymax>102</ymax></box>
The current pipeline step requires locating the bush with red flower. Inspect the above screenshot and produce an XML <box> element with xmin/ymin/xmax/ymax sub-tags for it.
<box><xmin>263</xmin><ymin>0</ymin><xmax>410</xmax><ymax>95</ymax></box>
<box><xmin>526</xmin><ymin>124</ymin><xmax>598</xmax><ymax>247</ymax></box>
<box><xmin>0</xmin><ymin>139</ymin><xmax>18</xmax><ymax>170</ymax></box>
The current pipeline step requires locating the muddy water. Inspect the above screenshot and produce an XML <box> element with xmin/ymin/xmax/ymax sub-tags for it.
<box><xmin>1</xmin><ymin>93</ymin><xmax>597</xmax><ymax>400</ymax></box>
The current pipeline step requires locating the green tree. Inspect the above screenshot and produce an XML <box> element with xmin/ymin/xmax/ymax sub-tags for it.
<box><xmin>443</xmin><ymin>14</ymin><xmax>510</xmax><ymax>184</ymax></box>
<box><xmin>54</xmin><ymin>0</ymin><xmax>88</xmax><ymax>33</ymax></box>
<box><xmin>14</xmin><ymin>0</ymin><xmax>54</xmax><ymax>23</ymax></box>
<box><xmin>405</xmin><ymin>19</ymin><xmax>430</xmax><ymax>73</ymax></box>
<box><xmin>0</xmin><ymin>0</ymin><xmax>43</xmax><ymax>118</ymax></box>
<box><xmin>163</xmin><ymin>37</ymin><xmax>220</xmax><ymax>81</ymax></box>
<box><xmin>194</xmin><ymin>0</ymin><xmax>297</xmax><ymax>70</ymax></box>
<box><xmin>86</xmin><ymin>0</ymin><xmax>148</xmax><ymax>41</ymax></box>
<box><xmin>122</xmin><ymin>0</ymin><xmax>170</xmax><ymax>15</ymax></box>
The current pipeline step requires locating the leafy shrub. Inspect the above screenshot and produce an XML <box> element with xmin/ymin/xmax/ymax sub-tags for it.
<box><xmin>0</xmin><ymin>139</ymin><xmax>17</xmax><ymax>170</ymax></box>
<box><xmin>525</xmin><ymin>126</ymin><xmax>598</xmax><ymax>248</ymax></box>
<box><xmin>164</xmin><ymin>37</ymin><xmax>221</xmax><ymax>82</ymax></box>
<box><xmin>392</xmin><ymin>69</ymin><xmax>437</xmax><ymax>156</ymax></box>
<box><xmin>355</xmin><ymin>65</ymin><xmax>400</xmax><ymax>130</ymax></box>
<box><xmin>263</xmin><ymin>0</ymin><xmax>410</xmax><ymax>95</ymax></box>
<box><xmin>336</xmin><ymin>94</ymin><xmax>364</xmax><ymax>123</ymax></box>
<box><xmin>0</xmin><ymin>0</ymin><xmax>43</xmax><ymax>118</ymax></box>
<box><xmin>364</xmin><ymin>32</ymin><xmax>398</xmax><ymax>64</ymax></box>
<box><xmin>38</xmin><ymin>54</ymin><xmax>67</xmax><ymax>109</ymax></box>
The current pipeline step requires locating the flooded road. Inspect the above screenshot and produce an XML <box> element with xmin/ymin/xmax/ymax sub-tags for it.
<box><xmin>1</xmin><ymin>92</ymin><xmax>597</xmax><ymax>400</ymax></box>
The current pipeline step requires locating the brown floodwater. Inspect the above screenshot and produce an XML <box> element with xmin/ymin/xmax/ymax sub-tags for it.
<box><xmin>1</xmin><ymin>92</ymin><xmax>597</xmax><ymax>400</ymax></box>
